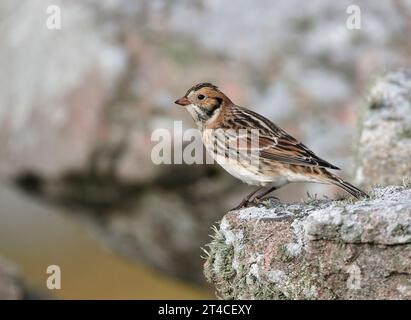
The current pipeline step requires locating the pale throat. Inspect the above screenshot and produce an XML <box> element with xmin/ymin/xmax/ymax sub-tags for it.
<box><xmin>186</xmin><ymin>104</ymin><xmax>221</xmax><ymax>129</ymax></box>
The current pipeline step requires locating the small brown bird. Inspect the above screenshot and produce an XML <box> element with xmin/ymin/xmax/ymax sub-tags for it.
<box><xmin>175</xmin><ymin>82</ymin><xmax>367</xmax><ymax>209</ymax></box>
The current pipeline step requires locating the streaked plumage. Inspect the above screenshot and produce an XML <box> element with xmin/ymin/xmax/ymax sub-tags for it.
<box><xmin>175</xmin><ymin>82</ymin><xmax>367</xmax><ymax>208</ymax></box>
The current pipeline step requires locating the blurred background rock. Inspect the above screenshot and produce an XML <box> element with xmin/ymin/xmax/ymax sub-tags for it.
<box><xmin>0</xmin><ymin>0</ymin><xmax>410</xmax><ymax>298</ymax></box>
<box><xmin>0</xmin><ymin>257</ymin><xmax>25</xmax><ymax>299</ymax></box>
<box><xmin>355</xmin><ymin>70</ymin><xmax>411</xmax><ymax>187</ymax></box>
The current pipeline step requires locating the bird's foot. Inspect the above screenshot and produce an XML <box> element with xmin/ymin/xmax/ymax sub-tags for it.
<box><xmin>252</xmin><ymin>196</ymin><xmax>280</xmax><ymax>207</ymax></box>
<box><xmin>230</xmin><ymin>198</ymin><xmax>251</xmax><ymax>211</ymax></box>
<box><xmin>259</xmin><ymin>196</ymin><xmax>280</xmax><ymax>202</ymax></box>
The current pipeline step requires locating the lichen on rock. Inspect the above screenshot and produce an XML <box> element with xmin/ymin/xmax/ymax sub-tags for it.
<box><xmin>204</xmin><ymin>186</ymin><xmax>411</xmax><ymax>300</ymax></box>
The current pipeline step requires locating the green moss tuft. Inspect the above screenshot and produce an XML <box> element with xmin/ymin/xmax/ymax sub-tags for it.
<box><xmin>391</xmin><ymin>224</ymin><xmax>411</xmax><ymax>237</ymax></box>
<box><xmin>277</xmin><ymin>244</ymin><xmax>296</xmax><ymax>263</ymax></box>
<box><xmin>402</xmin><ymin>177</ymin><xmax>411</xmax><ymax>188</ymax></box>
<box><xmin>400</xmin><ymin>127</ymin><xmax>411</xmax><ymax>139</ymax></box>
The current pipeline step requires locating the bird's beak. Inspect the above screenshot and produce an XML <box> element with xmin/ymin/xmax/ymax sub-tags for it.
<box><xmin>174</xmin><ymin>96</ymin><xmax>190</xmax><ymax>106</ymax></box>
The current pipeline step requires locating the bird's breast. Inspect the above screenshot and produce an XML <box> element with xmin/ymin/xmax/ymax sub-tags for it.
<box><xmin>202</xmin><ymin>129</ymin><xmax>274</xmax><ymax>186</ymax></box>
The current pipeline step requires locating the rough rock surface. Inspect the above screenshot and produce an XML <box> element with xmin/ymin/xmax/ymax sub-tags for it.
<box><xmin>0</xmin><ymin>257</ymin><xmax>25</xmax><ymax>300</ymax></box>
<box><xmin>355</xmin><ymin>70</ymin><xmax>411</xmax><ymax>187</ymax></box>
<box><xmin>204</xmin><ymin>185</ymin><xmax>411</xmax><ymax>299</ymax></box>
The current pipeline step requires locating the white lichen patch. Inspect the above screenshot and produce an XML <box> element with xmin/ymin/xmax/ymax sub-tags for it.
<box><xmin>236</xmin><ymin>205</ymin><xmax>292</xmax><ymax>221</ymax></box>
<box><xmin>267</xmin><ymin>270</ymin><xmax>288</xmax><ymax>284</ymax></box>
<box><xmin>248</xmin><ymin>256</ymin><xmax>263</xmax><ymax>280</ymax></box>
<box><xmin>304</xmin><ymin>186</ymin><xmax>411</xmax><ymax>244</ymax></box>
<box><xmin>396</xmin><ymin>283</ymin><xmax>411</xmax><ymax>297</ymax></box>
<box><xmin>235</xmin><ymin>199</ymin><xmax>332</xmax><ymax>221</ymax></box>
<box><xmin>220</xmin><ymin>217</ymin><xmax>244</xmax><ymax>245</ymax></box>
<box><xmin>302</xmin><ymin>286</ymin><xmax>319</xmax><ymax>299</ymax></box>
<box><xmin>284</xmin><ymin>242</ymin><xmax>303</xmax><ymax>257</ymax></box>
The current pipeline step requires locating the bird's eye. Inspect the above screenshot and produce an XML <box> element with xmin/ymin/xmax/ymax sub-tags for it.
<box><xmin>198</xmin><ymin>94</ymin><xmax>205</xmax><ymax>100</ymax></box>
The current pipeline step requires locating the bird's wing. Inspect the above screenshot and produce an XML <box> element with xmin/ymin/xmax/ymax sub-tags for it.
<box><xmin>258</xmin><ymin>134</ymin><xmax>340</xmax><ymax>169</ymax></box>
<box><xmin>228</xmin><ymin>106</ymin><xmax>340</xmax><ymax>170</ymax></box>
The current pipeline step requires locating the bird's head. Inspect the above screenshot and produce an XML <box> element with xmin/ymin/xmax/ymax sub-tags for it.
<box><xmin>175</xmin><ymin>83</ymin><xmax>231</xmax><ymax>127</ymax></box>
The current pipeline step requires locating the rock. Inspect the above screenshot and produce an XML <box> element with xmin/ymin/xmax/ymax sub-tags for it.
<box><xmin>88</xmin><ymin>178</ymin><xmax>242</xmax><ymax>284</ymax></box>
<box><xmin>0</xmin><ymin>257</ymin><xmax>25</xmax><ymax>299</ymax></box>
<box><xmin>204</xmin><ymin>185</ymin><xmax>411</xmax><ymax>299</ymax></box>
<box><xmin>355</xmin><ymin>70</ymin><xmax>411</xmax><ymax>187</ymax></box>
<box><xmin>0</xmin><ymin>0</ymin><xmax>127</xmax><ymax>178</ymax></box>
<box><xmin>19</xmin><ymin>164</ymin><xmax>245</xmax><ymax>284</ymax></box>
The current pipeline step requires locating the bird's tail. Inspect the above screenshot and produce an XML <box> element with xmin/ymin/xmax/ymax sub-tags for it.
<box><xmin>322</xmin><ymin>171</ymin><xmax>368</xmax><ymax>199</ymax></box>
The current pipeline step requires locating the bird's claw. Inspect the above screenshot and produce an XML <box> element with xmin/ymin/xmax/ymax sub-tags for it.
<box><xmin>230</xmin><ymin>199</ymin><xmax>251</xmax><ymax>211</ymax></box>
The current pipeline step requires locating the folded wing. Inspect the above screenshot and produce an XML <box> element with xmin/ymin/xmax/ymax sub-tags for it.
<box><xmin>227</xmin><ymin>106</ymin><xmax>340</xmax><ymax>170</ymax></box>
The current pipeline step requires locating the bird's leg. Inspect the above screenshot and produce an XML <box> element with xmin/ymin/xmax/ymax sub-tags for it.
<box><xmin>253</xmin><ymin>186</ymin><xmax>279</xmax><ymax>203</ymax></box>
<box><xmin>230</xmin><ymin>187</ymin><xmax>264</xmax><ymax>211</ymax></box>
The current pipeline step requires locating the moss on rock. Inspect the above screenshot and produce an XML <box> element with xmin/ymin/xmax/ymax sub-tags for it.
<box><xmin>204</xmin><ymin>185</ymin><xmax>411</xmax><ymax>300</ymax></box>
